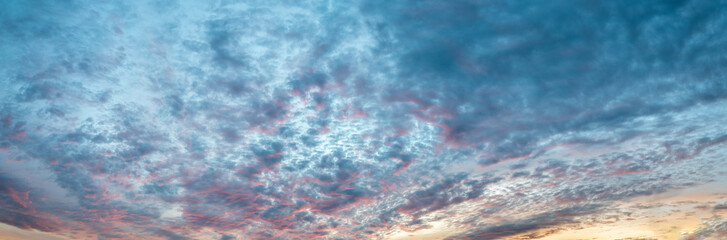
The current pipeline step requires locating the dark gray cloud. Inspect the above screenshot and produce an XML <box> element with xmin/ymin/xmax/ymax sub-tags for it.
<box><xmin>447</xmin><ymin>204</ymin><xmax>606</xmax><ymax>240</ymax></box>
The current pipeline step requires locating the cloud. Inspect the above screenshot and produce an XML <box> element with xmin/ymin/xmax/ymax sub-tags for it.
<box><xmin>1</xmin><ymin>0</ymin><xmax>727</xmax><ymax>239</ymax></box>
<box><xmin>154</xmin><ymin>229</ymin><xmax>189</xmax><ymax>240</ymax></box>
<box><xmin>396</xmin><ymin>173</ymin><xmax>501</xmax><ymax>218</ymax></box>
<box><xmin>680</xmin><ymin>219</ymin><xmax>727</xmax><ymax>240</ymax></box>
<box><xmin>0</xmin><ymin>222</ymin><xmax>68</xmax><ymax>240</ymax></box>
<box><xmin>447</xmin><ymin>204</ymin><xmax>606</xmax><ymax>240</ymax></box>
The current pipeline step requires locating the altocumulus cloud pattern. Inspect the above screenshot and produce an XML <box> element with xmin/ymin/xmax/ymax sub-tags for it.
<box><xmin>2</xmin><ymin>1</ymin><xmax>727</xmax><ymax>240</ymax></box>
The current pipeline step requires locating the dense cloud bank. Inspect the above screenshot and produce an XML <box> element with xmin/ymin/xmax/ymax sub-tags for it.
<box><xmin>2</xmin><ymin>0</ymin><xmax>727</xmax><ymax>239</ymax></box>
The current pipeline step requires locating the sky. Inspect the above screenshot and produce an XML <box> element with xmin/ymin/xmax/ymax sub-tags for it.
<box><xmin>1</xmin><ymin>0</ymin><xmax>727</xmax><ymax>239</ymax></box>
